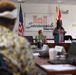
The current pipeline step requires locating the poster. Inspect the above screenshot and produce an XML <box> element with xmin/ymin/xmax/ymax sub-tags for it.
<box><xmin>24</xmin><ymin>13</ymin><xmax>55</xmax><ymax>31</ymax></box>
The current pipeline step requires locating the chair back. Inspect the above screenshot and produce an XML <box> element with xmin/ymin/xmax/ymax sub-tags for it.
<box><xmin>23</xmin><ymin>36</ymin><xmax>33</xmax><ymax>43</ymax></box>
<box><xmin>64</xmin><ymin>35</ymin><xmax>73</xmax><ymax>41</ymax></box>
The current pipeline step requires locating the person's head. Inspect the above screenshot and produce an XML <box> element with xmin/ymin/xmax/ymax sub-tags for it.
<box><xmin>38</xmin><ymin>30</ymin><xmax>43</xmax><ymax>35</ymax></box>
<box><xmin>0</xmin><ymin>1</ymin><xmax>17</xmax><ymax>31</ymax></box>
<box><xmin>57</xmin><ymin>20</ymin><xmax>62</xmax><ymax>28</ymax></box>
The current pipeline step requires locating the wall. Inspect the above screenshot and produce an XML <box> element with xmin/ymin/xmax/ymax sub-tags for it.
<box><xmin>14</xmin><ymin>3</ymin><xmax>76</xmax><ymax>39</ymax></box>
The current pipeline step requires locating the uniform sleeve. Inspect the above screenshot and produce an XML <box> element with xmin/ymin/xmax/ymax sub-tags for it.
<box><xmin>0</xmin><ymin>28</ymin><xmax>38</xmax><ymax>75</ymax></box>
<box><xmin>0</xmin><ymin>36</ymin><xmax>38</xmax><ymax>75</ymax></box>
<box><xmin>16</xmin><ymin>37</ymin><xmax>38</xmax><ymax>75</ymax></box>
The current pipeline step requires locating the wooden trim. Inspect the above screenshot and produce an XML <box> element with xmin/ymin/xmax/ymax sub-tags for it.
<box><xmin>33</xmin><ymin>38</ymin><xmax>76</xmax><ymax>40</ymax></box>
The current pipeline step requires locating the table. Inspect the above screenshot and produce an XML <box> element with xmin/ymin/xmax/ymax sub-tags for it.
<box><xmin>34</xmin><ymin>56</ymin><xmax>76</xmax><ymax>75</ymax></box>
<box><xmin>32</xmin><ymin>43</ymin><xmax>71</xmax><ymax>51</ymax></box>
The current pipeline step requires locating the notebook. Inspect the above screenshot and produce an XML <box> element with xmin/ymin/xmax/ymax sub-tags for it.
<box><xmin>48</xmin><ymin>42</ymin><xmax>76</xmax><ymax>64</ymax></box>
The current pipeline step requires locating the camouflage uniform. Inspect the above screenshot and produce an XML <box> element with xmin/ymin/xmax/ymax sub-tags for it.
<box><xmin>35</xmin><ymin>35</ymin><xmax>46</xmax><ymax>43</ymax></box>
<box><xmin>0</xmin><ymin>26</ymin><xmax>37</xmax><ymax>75</ymax></box>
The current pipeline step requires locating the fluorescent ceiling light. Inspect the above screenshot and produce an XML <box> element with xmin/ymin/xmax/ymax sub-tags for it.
<box><xmin>18</xmin><ymin>0</ymin><xmax>22</xmax><ymax>1</ymax></box>
<box><xmin>57</xmin><ymin>0</ymin><xmax>61</xmax><ymax>3</ymax></box>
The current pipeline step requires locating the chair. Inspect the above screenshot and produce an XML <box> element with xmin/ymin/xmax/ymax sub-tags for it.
<box><xmin>23</xmin><ymin>36</ymin><xmax>33</xmax><ymax>43</ymax></box>
<box><xmin>64</xmin><ymin>35</ymin><xmax>73</xmax><ymax>41</ymax></box>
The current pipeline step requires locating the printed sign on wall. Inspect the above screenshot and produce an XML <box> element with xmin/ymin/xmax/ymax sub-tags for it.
<box><xmin>24</xmin><ymin>13</ymin><xmax>55</xmax><ymax>31</ymax></box>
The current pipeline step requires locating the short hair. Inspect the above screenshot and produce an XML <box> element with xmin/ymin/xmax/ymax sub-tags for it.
<box><xmin>0</xmin><ymin>1</ymin><xmax>16</xmax><ymax>13</ymax></box>
<box><xmin>38</xmin><ymin>30</ymin><xmax>42</xmax><ymax>34</ymax></box>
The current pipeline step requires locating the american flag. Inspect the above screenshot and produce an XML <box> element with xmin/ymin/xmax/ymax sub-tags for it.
<box><xmin>18</xmin><ymin>4</ymin><xmax>24</xmax><ymax>36</ymax></box>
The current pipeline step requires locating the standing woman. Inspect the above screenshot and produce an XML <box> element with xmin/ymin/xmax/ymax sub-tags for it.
<box><xmin>53</xmin><ymin>20</ymin><xmax>66</xmax><ymax>43</ymax></box>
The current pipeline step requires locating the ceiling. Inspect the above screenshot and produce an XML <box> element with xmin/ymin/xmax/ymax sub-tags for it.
<box><xmin>2</xmin><ymin>0</ymin><xmax>76</xmax><ymax>5</ymax></box>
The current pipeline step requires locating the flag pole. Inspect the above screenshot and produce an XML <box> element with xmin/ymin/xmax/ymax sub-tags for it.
<box><xmin>20</xmin><ymin>1</ymin><xmax>21</xmax><ymax>7</ymax></box>
<box><xmin>58</xmin><ymin>4</ymin><xmax>60</xmax><ymax>10</ymax></box>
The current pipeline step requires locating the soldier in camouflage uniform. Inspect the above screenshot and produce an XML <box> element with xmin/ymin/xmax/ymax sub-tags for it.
<box><xmin>0</xmin><ymin>1</ymin><xmax>37</xmax><ymax>75</ymax></box>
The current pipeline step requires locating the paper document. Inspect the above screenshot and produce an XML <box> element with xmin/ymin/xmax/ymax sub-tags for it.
<box><xmin>65</xmin><ymin>40</ymin><xmax>72</xmax><ymax>43</ymax></box>
<box><xmin>41</xmin><ymin>64</ymin><xmax>76</xmax><ymax>71</ymax></box>
<box><xmin>32</xmin><ymin>53</ymin><xmax>40</xmax><ymax>56</ymax></box>
<box><xmin>47</xmin><ymin>40</ymin><xmax>54</xmax><ymax>43</ymax></box>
